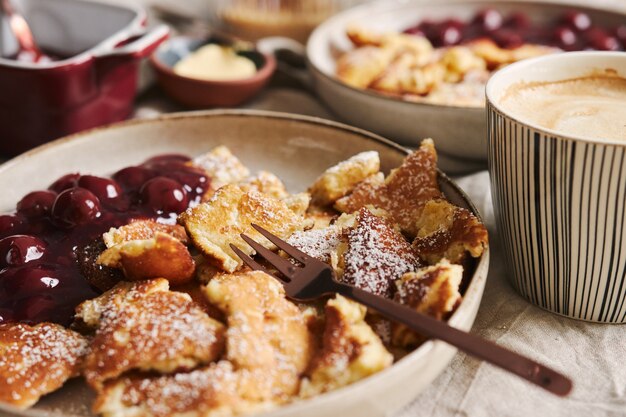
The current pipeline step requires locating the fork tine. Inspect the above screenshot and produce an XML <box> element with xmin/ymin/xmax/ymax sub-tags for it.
<box><xmin>230</xmin><ymin>243</ymin><xmax>289</xmax><ymax>284</ymax></box>
<box><xmin>240</xmin><ymin>233</ymin><xmax>299</xmax><ymax>279</ymax></box>
<box><xmin>250</xmin><ymin>223</ymin><xmax>312</xmax><ymax>264</ymax></box>
<box><xmin>230</xmin><ymin>243</ymin><xmax>265</xmax><ymax>271</ymax></box>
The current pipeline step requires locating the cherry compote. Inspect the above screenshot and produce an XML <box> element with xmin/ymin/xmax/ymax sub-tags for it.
<box><xmin>0</xmin><ymin>154</ymin><xmax>209</xmax><ymax>326</ymax></box>
<box><xmin>403</xmin><ymin>9</ymin><xmax>626</xmax><ymax>51</ymax></box>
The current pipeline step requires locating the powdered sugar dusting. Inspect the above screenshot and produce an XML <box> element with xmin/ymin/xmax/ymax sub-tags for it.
<box><xmin>287</xmin><ymin>227</ymin><xmax>344</xmax><ymax>263</ymax></box>
<box><xmin>342</xmin><ymin>208</ymin><xmax>421</xmax><ymax>298</ymax></box>
<box><xmin>335</xmin><ymin>141</ymin><xmax>442</xmax><ymax>237</ymax></box>
<box><xmin>192</xmin><ymin>146</ymin><xmax>250</xmax><ymax>192</ymax></box>
<box><xmin>114</xmin><ymin>361</ymin><xmax>241</xmax><ymax>417</ymax></box>
<box><xmin>0</xmin><ymin>323</ymin><xmax>87</xmax><ymax>407</ymax></box>
<box><xmin>326</xmin><ymin>151</ymin><xmax>379</xmax><ymax>175</ymax></box>
<box><xmin>83</xmin><ymin>281</ymin><xmax>225</xmax><ymax>387</ymax></box>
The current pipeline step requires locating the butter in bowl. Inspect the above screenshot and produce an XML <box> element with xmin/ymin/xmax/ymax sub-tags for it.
<box><xmin>150</xmin><ymin>35</ymin><xmax>276</xmax><ymax>108</ymax></box>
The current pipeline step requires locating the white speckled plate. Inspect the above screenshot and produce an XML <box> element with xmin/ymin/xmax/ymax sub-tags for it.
<box><xmin>0</xmin><ymin>110</ymin><xmax>489</xmax><ymax>417</ymax></box>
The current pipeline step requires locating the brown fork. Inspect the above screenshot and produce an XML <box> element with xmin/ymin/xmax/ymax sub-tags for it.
<box><xmin>231</xmin><ymin>224</ymin><xmax>573</xmax><ymax>397</ymax></box>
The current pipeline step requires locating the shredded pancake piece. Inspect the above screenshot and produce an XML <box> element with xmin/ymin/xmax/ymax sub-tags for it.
<box><xmin>342</xmin><ymin>208</ymin><xmax>421</xmax><ymax>298</ymax></box>
<box><xmin>102</xmin><ymin>220</ymin><xmax>188</xmax><ymax>248</ymax></box>
<box><xmin>335</xmin><ymin>140</ymin><xmax>442</xmax><ymax>237</ymax></box>
<box><xmin>338</xmin><ymin>27</ymin><xmax>434</xmax><ymax>89</ymax></box>
<box><xmin>468</xmin><ymin>38</ymin><xmax>556</xmax><ymax>70</ymax></box>
<box><xmin>299</xmin><ymin>295</ymin><xmax>392</xmax><ymax>397</ymax></box>
<box><xmin>287</xmin><ymin>225</ymin><xmax>346</xmax><ymax>269</ymax></box>
<box><xmin>179</xmin><ymin>184</ymin><xmax>309</xmax><ymax>273</ymax></box>
<box><xmin>204</xmin><ymin>271</ymin><xmax>313</xmax><ymax>401</ymax></box>
<box><xmin>0</xmin><ymin>323</ymin><xmax>88</xmax><ymax>409</ymax></box>
<box><xmin>282</xmin><ymin>192</ymin><xmax>311</xmax><ymax>217</ymax></box>
<box><xmin>305</xmin><ymin>205</ymin><xmax>339</xmax><ymax>230</ymax></box>
<box><xmin>190</xmin><ymin>146</ymin><xmax>251</xmax><ymax>198</ymax></box>
<box><xmin>97</xmin><ymin>232</ymin><xmax>196</xmax><ymax>285</ymax></box>
<box><xmin>78</xmin><ymin>279</ymin><xmax>225</xmax><ymax>389</ymax></box>
<box><xmin>412</xmin><ymin>199</ymin><xmax>488</xmax><ymax>264</ymax></box>
<box><xmin>336</xmin><ymin>46</ymin><xmax>397</xmax><ymax>89</ymax></box>
<box><xmin>309</xmin><ymin>151</ymin><xmax>380</xmax><ymax>206</ymax></box>
<box><xmin>94</xmin><ymin>271</ymin><xmax>313</xmax><ymax>417</ymax></box>
<box><xmin>238</xmin><ymin>170</ymin><xmax>288</xmax><ymax>199</ymax></box>
<box><xmin>372</xmin><ymin>58</ymin><xmax>447</xmax><ymax>96</ymax></box>
<box><xmin>94</xmin><ymin>361</ymin><xmax>273</xmax><ymax>417</ymax></box>
<box><xmin>392</xmin><ymin>260</ymin><xmax>463</xmax><ymax>348</ymax></box>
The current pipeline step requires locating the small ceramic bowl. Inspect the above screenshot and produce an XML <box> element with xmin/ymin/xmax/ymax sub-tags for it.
<box><xmin>150</xmin><ymin>36</ymin><xmax>276</xmax><ymax>108</ymax></box>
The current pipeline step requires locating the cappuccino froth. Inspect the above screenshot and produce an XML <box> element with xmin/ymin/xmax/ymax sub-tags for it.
<box><xmin>498</xmin><ymin>75</ymin><xmax>626</xmax><ymax>141</ymax></box>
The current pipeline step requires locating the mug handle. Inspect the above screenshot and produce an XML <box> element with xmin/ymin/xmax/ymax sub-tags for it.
<box><xmin>257</xmin><ymin>36</ymin><xmax>313</xmax><ymax>92</ymax></box>
<box><xmin>93</xmin><ymin>25</ymin><xmax>169</xmax><ymax>77</ymax></box>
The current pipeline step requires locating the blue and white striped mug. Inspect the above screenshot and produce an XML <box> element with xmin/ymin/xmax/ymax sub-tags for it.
<box><xmin>486</xmin><ymin>52</ymin><xmax>626</xmax><ymax>323</ymax></box>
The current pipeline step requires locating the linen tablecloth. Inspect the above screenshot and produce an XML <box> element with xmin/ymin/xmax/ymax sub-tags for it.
<box><xmin>134</xmin><ymin>86</ymin><xmax>626</xmax><ymax>417</ymax></box>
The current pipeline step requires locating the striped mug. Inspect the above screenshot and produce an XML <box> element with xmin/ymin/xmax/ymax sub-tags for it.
<box><xmin>486</xmin><ymin>52</ymin><xmax>626</xmax><ymax>323</ymax></box>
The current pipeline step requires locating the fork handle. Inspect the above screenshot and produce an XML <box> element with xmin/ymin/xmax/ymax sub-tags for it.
<box><xmin>334</xmin><ymin>283</ymin><xmax>572</xmax><ymax>396</ymax></box>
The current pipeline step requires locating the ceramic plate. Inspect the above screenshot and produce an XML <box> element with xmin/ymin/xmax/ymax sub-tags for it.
<box><xmin>0</xmin><ymin>110</ymin><xmax>489</xmax><ymax>417</ymax></box>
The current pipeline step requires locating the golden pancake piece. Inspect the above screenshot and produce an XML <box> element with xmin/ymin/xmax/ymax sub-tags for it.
<box><xmin>0</xmin><ymin>323</ymin><xmax>88</xmax><ymax>409</ymax></box>
<box><xmin>78</xmin><ymin>279</ymin><xmax>225</xmax><ymax>389</ymax></box>
<box><xmin>179</xmin><ymin>184</ymin><xmax>309</xmax><ymax>273</ymax></box>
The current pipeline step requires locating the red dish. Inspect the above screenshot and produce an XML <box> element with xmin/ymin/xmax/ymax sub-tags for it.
<box><xmin>0</xmin><ymin>0</ymin><xmax>169</xmax><ymax>156</ymax></box>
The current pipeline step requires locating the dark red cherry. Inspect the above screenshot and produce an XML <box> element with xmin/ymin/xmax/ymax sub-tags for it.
<box><xmin>442</xmin><ymin>25</ymin><xmax>462</xmax><ymax>45</ymax></box>
<box><xmin>493</xmin><ymin>30</ymin><xmax>524</xmax><ymax>49</ymax></box>
<box><xmin>615</xmin><ymin>25</ymin><xmax>626</xmax><ymax>48</ymax></box>
<box><xmin>143</xmin><ymin>154</ymin><xmax>191</xmax><ymax>165</ymax></box>
<box><xmin>593</xmin><ymin>35</ymin><xmax>620</xmax><ymax>51</ymax></box>
<box><xmin>113</xmin><ymin>166</ymin><xmax>157</xmax><ymax>192</ymax></box>
<box><xmin>51</xmin><ymin>187</ymin><xmax>102</xmax><ymax>228</ymax></box>
<box><xmin>438</xmin><ymin>20</ymin><xmax>464</xmax><ymax>45</ymax></box>
<box><xmin>404</xmin><ymin>27</ymin><xmax>425</xmax><ymax>37</ymax></box>
<box><xmin>585</xmin><ymin>28</ymin><xmax>620</xmax><ymax>51</ymax></box>
<box><xmin>77</xmin><ymin>175</ymin><xmax>127</xmax><ymax>210</ymax></box>
<box><xmin>0</xmin><ymin>235</ymin><xmax>47</xmax><ymax>267</ymax></box>
<box><xmin>473</xmin><ymin>9</ymin><xmax>503</xmax><ymax>32</ymax></box>
<box><xmin>504</xmin><ymin>12</ymin><xmax>530</xmax><ymax>30</ymax></box>
<box><xmin>78</xmin><ymin>175</ymin><xmax>121</xmax><ymax>200</ymax></box>
<box><xmin>0</xmin><ymin>265</ymin><xmax>63</xmax><ymax>299</ymax></box>
<box><xmin>444</xmin><ymin>18</ymin><xmax>465</xmax><ymax>29</ymax></box>
<box><xmin>561</xmin><ymin>10</ymin><xmax>591</xmax><ymax>32</ymax></box>
<box><xmin>0</xmin><ymin>214</ymin><xmax>26</xmax><ymax>237</ymax></box>
<box><xmin>14</xmin><ymin>294</ymin><xmax>58</xmax><ymax>324</ymax></box>
<box><xmin>166</xmin><ymin>168</ymin><xmax>208</xmax><ymax>194</ymax></box>
<box><xmin>553</xmin><ymin>26</ymin><xmax>577</xmax><ymax>49</ymax></box>
<box><xmin>417</xmin><ymin>20</ymin><xmax>436</xmax><ymax>33</ymax></box>
<box><xmin>428</xmin><ymin>22</ymin><xmax>462</xmax><ymax>47</ymax></box>
<box><xmin>140</xmin><ymin>177</ymin><xmax>189</xmax><ymax>214</ymax></box>
<box><xmin>25</xmin><ymin>218</ymin><xmax>54</xmax><ymax>236</ymax></box>
<box><xmin>48</xmin><ymin>173</ymin><xmax>80</xmax><ymax>193</ymax></box>
<box><xmin>0</xmin><ymin>308</ymin><xmax>14</xmax><ymax>324</ymax></box>
<box><xmin>16</xmin><ymin>190</ymin><xmax>57</xmax><ymax>218</ymax></box>
<box><xmin>141</xmin><ymin>154</ymin><xmax>192</xmax><ymax>173</ymax></box>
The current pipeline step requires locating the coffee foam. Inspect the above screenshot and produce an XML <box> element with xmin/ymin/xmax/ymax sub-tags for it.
<box><xmin>498</xmin><ymin>73</ymin><xmax>626</xmax><ymax>141</ymax></box>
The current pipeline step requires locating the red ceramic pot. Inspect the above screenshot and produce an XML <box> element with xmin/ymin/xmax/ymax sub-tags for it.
<box><xmin>0</xmin><ymin>0</ymin><xmax>169</xmax><ymax>156</ymax></box>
